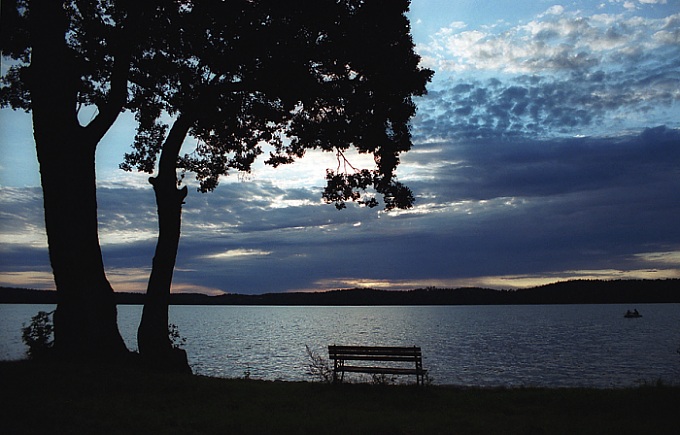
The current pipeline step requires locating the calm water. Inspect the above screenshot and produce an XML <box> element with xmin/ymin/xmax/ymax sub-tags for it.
<box><xmin>1</xmin><ymin>303</ymin><xmax>679</xmax><ymax>387</ymax></box>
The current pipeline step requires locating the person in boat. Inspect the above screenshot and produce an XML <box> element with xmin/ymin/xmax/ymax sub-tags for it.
<box><xmin>625</xmin><ymin>309</ymin><xmax>641</xmax><ymax>317</ymax></box>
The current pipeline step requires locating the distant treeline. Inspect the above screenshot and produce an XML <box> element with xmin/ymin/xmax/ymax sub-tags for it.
<box><xmin>1</xmin><ymin>279</ymin><xmax>679</xmax><ymax>305</ymax></box>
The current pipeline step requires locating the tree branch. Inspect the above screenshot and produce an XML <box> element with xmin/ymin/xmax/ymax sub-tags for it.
<box><xmin>86</xmin><ymin>46</ymin><xmax>132</xmax><ymax>142</ymax></box>
<box><xmin>85</xmin><ymin>6</ymin><xmax>141</xmax><ymax>143</ymax></box>
<box><xmin>156</xmin><ymin>114</ymin><xmax>193</xmax><ymax>185</ymax></box>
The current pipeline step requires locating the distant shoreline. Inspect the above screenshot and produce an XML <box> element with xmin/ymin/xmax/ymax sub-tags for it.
<box><xmin>1</xmin><ymin>278</ymin><xmax>679</xmax><ymax>305</ymax></box>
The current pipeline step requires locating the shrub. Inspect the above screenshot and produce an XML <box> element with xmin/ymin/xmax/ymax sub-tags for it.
<box><xmin>305</xmin><ymin>345</ymin><xmax>333</xmax><ymax>383</ymax></box>
<box><xmin>371</xmin><ymin>373</ymin><xmax>397</xmax><ymax>386</ymax></box>
<box><xmin>21</xmin><ymin>311</ymin><xmax>54</xmax><ymax>360</ymax></box>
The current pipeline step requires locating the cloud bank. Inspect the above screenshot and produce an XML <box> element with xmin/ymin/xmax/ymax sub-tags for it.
<box><xmin>2</xmin><ymin>126</ymin><xmax>678</xmax><ymax>294</ymax></box>
<box><xmin>1</xmin><ymin>1</ymin><xmax>679</xmax><ymax>294</ymax></box>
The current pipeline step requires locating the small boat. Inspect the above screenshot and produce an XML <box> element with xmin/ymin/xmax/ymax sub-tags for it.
<box><xmin>624</xmin><ymin>310</ymin><xmax>642</xmax><ymax>318</ymax></box>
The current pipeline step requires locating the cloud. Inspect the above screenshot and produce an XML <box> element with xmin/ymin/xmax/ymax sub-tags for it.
<box><xmin>0</xmin><ymin>187</ymin><xmax>48</xmax><ymax>248</ymax></box>
<box><xmin>202</xmin><ymin>249</ymin><xmax>273</xmax><ymax>260</ymax></box>
<box><xmin>539</xmin><ymin>5</ymin><xmax>565</xmax><ymax>17</ymax></box>
<box><xmin>2</xmin><ymin>124</ymin><xmax>680</xmax><ymax>294</ymax></box>
<box><xmin>414</xmin><ymin>64</ymin><xmax>680</xmax><ymax>139</ymax></box>
<box><xmin>413</xmin><ymin>6</ymin><xmax>680</xmax><ymax>143</ymax></box>
<box><xmin>174</xmin><ymin>126</ymin><xmax>679</xmax><ymax>293</ymax></box>
<box><xmin>612</xmin><ymin>0</ymin><xmax>669</xmax><ymax>7</ymax></box>
<box><xmin>635</xmin><ymin>251</ymin><xmax>680</xmax><ymax>265</ymax></box>
<box><xmin>420</xmin><ymin>9</ymin><xmax>680</xmax><ymax>76</ymax></box>
<box><xmin>407</xmin><ymin>125</ymin><xmax>680</xmax><ymax>200</ymax></box>
<box><xmin>0</xmin><ymin>271</ymin><xmax>55</xmax><ymax>289</ymax></box>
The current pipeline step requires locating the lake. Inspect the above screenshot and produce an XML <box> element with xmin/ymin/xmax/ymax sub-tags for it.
<box><xmin>1</xmin><ymin>303</ymin><xmax>679</xmax><ymax>387</ymax></box>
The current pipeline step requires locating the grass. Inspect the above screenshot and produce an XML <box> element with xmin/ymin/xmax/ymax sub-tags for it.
<box><xmin>1</xmin><ymin>360</ymin><xmax>678</xmax><ymax>434</ymax></box>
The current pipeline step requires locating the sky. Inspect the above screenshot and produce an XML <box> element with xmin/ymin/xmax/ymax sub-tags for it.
<box><xmin>1</xmin><ymin>0</ymin><xmax>679</xmax><ymax>295</ymax></box>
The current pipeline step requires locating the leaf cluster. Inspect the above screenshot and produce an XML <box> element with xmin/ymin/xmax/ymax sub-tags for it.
<box><xmin>2</xmin><ymin>0</ymin><xmax>139</xmax><ymax>111</ymax></box>
<box><xmin>168</xmin><ymin>323</ymin><xmax>186</xmax><ymax>350</ymax></box>
<box><xmin>1</xmin><ymin>0</ymin><xmax>432</xmax><ymax>209</ymax></box>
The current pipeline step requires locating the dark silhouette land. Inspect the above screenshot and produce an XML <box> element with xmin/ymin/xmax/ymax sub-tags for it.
<box><xmin>3</xmin><ymin>278</ymin><xmax>678</xmax><ymax>305</ymax></box>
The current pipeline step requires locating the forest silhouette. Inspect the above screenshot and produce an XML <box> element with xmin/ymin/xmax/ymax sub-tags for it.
<box><xmin>3</xmin><ymin>279</ymin><xmax>678</xmax><ymax>305</ymax></box>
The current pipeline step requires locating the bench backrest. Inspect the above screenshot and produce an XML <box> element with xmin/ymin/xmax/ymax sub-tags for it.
<box><xmin>328</xmin><ymin>345</ymin><xmax>422</xmax><ymax>363</ymax></box>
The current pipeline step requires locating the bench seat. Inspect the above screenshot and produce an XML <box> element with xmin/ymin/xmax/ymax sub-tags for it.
<box><xmin>328</xmin><ymin>345</ymin><xmax>427</xmax><ymax>385</ymax></box>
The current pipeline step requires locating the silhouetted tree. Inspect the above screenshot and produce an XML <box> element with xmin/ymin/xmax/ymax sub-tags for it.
<box><xmin>1</xmin><ymin>0</ymin><xmax>431</xmax><ymax>366</ymax></box>
<box><xmin>120</xmin><ymin>0</ymin><xmax>431</xmax><ymax>367</ymax></box>
<box><xmin>0</xmin><ymin>0</ymin><xmax>151</xmax><ymax>359</ymax></box>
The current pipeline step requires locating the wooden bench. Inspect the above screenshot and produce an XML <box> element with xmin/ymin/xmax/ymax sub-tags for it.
<box><xmin>328</xmin><ymin>345</ymin><xmax>427</xmax><ymax>385</ymax></box>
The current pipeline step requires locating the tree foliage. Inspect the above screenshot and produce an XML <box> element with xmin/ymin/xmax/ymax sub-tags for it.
<box><xmin>2</xmin><ymin>0</ymin><xmax>431</xmax><ymax>208</ymax></box>
<box><xmin>117</xmin><ymin>0</ymin><xmax>432</xmax><ymax>209</ymax></box>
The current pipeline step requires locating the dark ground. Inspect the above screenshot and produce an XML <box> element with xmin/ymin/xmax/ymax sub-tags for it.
<box><xmin>1</xmin><ymin>360</ymin><xmax>678</xmax><ymax>434</ymax></box>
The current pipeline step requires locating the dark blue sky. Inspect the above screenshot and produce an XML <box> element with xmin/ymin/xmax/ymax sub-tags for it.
<box><xmin>1</xmin><ymin>1</ymin><xmax>679</xmax><ymax>294</ymax></box>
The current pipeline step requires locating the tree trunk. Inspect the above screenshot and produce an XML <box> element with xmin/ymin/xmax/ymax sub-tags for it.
<box><xmin>137</xmin><ymin>116</ymin><xmax>192</xmax><ymax>372</ymax></box>
<box><xmin>29</xmin><ymin>1</ymin><xmax>128</xmax><ymax>360</ymax></box>
<box><xmin>35</xmin><ymin>129</ymin><xmax>129</xmax><ymax>359</ymax></box>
